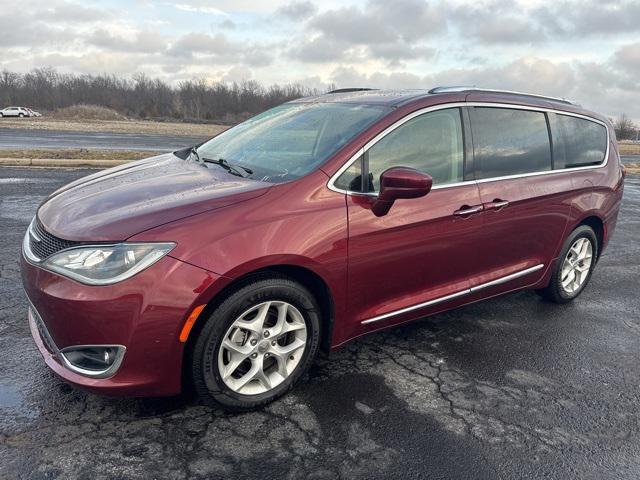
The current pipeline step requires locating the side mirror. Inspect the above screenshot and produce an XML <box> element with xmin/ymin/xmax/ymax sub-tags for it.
<box><xmin>371</xmin><ymin>167</ymin><xmax>432</xmax><ymax>216</ymax></box>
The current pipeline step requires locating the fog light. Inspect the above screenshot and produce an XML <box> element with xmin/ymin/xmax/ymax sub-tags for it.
<box><xmin>60</xmin><ymin>345</ymin><xmax>125</xmax><ymax>378</ymax></box>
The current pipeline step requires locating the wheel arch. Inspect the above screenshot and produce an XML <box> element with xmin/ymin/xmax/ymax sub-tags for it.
<box><xmin>181</xmin><ymin>263</ymin><xmax>336</xmax><ymax>392</ymax></box>
<box><xmin>576</xmin><ymin>215</ymin><xmax>604</xmax><ymax>259</ymax></box>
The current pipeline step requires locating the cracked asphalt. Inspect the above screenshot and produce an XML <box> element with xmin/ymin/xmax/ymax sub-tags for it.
<box><xmin>1</xmin><ymin>167</ymin><xmax>639</xmax><ymax>480</ymax></box>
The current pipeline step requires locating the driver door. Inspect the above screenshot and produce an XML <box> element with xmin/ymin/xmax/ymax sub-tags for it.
<box><xmin>343</xmin><ymin>107</ymin><xmax>484</xmax><ymax>334</ymax></box>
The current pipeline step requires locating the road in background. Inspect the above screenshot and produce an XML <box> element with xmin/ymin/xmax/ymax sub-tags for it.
<box><xmin>0</xmin><ymin>128</ymin><xmax>209</xmax><ymax>152</ymax></box>
<box><xmin>1</xmin><ymin>167</ymin><xmax>640</xmax><ymax>479</ymax></box>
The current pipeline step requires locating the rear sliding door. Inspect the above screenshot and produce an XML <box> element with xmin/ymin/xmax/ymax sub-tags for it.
<box><xmin>466</xmin><ymin>105</ymin><xmax>572</xmax><ymax>294</ymax></box>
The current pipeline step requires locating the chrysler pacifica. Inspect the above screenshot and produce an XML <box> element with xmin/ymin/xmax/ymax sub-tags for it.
<box><xmin>21</xmin><ymin>87</ymin><xmax>625</xmax><ymax>410</ymax></box>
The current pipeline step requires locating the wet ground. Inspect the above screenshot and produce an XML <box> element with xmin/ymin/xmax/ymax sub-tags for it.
<box><xmin>0</xmin><ymin>128</ymin><xmax>207</xmax><ymax>152</ymax></box>
<box><xmin>1</xmin><ymin>167</ymin><xmax>639</xmax><ymax>479</ymax></box>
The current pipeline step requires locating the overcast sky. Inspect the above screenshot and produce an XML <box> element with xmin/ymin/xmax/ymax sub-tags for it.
<box><xmin>1</xmin><ymin>0</ymin><xmax>639</xmax><ymax>120</ymax></box>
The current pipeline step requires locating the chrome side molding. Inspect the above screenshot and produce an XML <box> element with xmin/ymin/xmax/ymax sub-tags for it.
<box><xmin>361</xmin><ymin>264</ymin><xmax>544</xmax><ymax>325</ymax></box>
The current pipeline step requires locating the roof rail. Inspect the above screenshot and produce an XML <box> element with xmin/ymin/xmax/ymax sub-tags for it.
<box><xmin>428</xmin><ymin>86</ymin><xmax>579</xmax><ymax>106</ymax></box>
<box><xmin>328</xmin><ymin>88</ymin><xmax>376</xmax><ymax>94</ymax></box>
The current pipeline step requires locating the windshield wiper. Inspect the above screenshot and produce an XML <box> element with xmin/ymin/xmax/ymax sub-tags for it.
<box><xmin>202</xmin><ymin>157</ymin><xmax>253</xmax><ymax>178</ymax></box>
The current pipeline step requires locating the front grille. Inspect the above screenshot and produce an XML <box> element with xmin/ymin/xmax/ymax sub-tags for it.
<box><xmin>30</xmin><ymin>220</ymin><xmax>80</xmax><ymax>260</ymax></box>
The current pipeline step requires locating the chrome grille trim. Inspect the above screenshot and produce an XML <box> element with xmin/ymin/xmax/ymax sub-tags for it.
<box><xmin>28</xmin><ymin>219</ymin><xmax>80</xmax><ymax>261</ymax></box>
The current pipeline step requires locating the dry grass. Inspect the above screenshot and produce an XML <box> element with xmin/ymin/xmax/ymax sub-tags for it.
<box><xmin>0</xmin><ymin>149</ymin><xmax>154</xmax><ymax>161</ymax></box>
<box><xmin>626</xmin><ymin>163</ymin><xmax>640</xmax><ymax>174</ymax></box>
<box><xmin>0</xmin><ymin>117</ymin><xmax>228</xmax><ymax>137</ymax></box>
<box><xmin>618</xmin><ymin>141</ymin><xmax>640</xmax><ymax>155</ymax></box>
<box><xmin>52</xmin><ymin>104</ymin><xmax>125</xmax><ymax>121</ymax></box>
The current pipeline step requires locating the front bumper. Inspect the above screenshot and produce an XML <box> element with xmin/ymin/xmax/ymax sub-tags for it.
<box><xmin>22</xmin><ymin>253</ymin><xmax>221</xmax><ymax>397</ymax></box>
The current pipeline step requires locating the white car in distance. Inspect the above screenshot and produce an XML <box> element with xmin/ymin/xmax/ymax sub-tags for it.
<box><xmin>0</xmin><ymin>107</ymin><xmax>32</xmax><ymax>118</ymax></box>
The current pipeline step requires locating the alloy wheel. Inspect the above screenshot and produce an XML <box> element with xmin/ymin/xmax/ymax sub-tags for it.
<box><xmin>560</xmin><ymin>237</ymin><xmax>593</xmax><ymax>294</ymax></box>
<box><xmin>217</xmin><ymin>301</ymin><xmax>307</xmax><ymax>395</ymax></box>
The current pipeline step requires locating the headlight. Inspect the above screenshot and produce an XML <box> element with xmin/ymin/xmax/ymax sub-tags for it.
<box><xmin>42</xmin><ymin>243</ymin><xmax>175</xmax><ymax>285</ymax></box>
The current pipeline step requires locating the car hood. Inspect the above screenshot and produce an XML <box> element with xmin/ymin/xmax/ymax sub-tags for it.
<box><xmin>37</xmin><ymin>153</ymin><xmax>271</xmax><ymax>241</ymax></box>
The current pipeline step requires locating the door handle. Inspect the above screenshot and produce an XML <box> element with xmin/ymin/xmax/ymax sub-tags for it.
<box><xmin>453</xmin><ymin>205</ymin><xmax>484</xmax><ymax>216</ymax></box>
<box><xmin>485</xmin><ymin>199</ymin><xmax>510</xmax><ymax>211</ymax></box>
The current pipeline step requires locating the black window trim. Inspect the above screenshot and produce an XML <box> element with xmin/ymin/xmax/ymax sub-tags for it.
<box><xmin>327</xmin><ymin>102</ymin><xmax>609</xmax><ymax>196</ymax></box>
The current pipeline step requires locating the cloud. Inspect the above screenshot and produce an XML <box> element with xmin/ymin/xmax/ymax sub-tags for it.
<box><xmin>167</xmin><ymin>32</ymin><xmax>274</xmax><ymax>67</ymax></box>
<box><xmin>222</xmin><ymin>65</ymin><xmax>253</xmax><ymax>83</ymax></box>
<box><xmin>535</xmin><ymin>0</ymin><xmax>640</xmax><ymax>36</ymax></box>
<box><xmin>290</xmin><ymin>0</ymin><xmax>443</xmax><ymax>64</ymax></box>
<box><xmin>26</xmin><ymin>52</ymin><xmax>143</xmax><ymax>75</ymax></box>
<box><xmin>39</xmin><ymin>2</ymin><xmax>114</xmax><ymax>22</ymax></box>
<box><xmin>218</xmin><ymin>18</ymin><xmax>237</xmax><ymax>29</ymax></box>
<box><xmin>613</xmin><ymin>42</ymin><xmax>640</xmax><ymax>76</ymax></box>
<box><xmin>88</xmin><ymin>29</ymin><xmax>168</xmax><ymax>54</ymax></box>
<box><xmin>1</xmin><ymin>0</ymin><xmax>640</xmax><ymax>122</ymax></box>
<box><xmin>289</xmin><ymin>36</ymin><xmax>352</xmax><ymax>63</ymax></box>
<box><xmin>174</xmin><ymin>3</ymin><xmax>228</xmax><ymax>15</ymax></box>
<box><xmin>449</xmin><ymin>2</ymin><xmax>546</xmax><ymax>44</ymax></box>
<box><xmin>168</xmin><ymin>33</ymin><xmax>243</xmax><ymax>57</ymax></box>
<box><xmin>0</xmin><ymin>1</ymin><xmax>113</xmax><ymax>48</ymax></box>
<box><xmin>276</xmin><ymin>1</ymin><xmax>317</xmax><ymax>20</ymax></box>
<box><xmin>443</xmin><ymin>0</ymin><xmax>640</xmax><ymax>46</ymax></box>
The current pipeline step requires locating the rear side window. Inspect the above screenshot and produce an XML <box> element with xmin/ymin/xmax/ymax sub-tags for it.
<box><xmin>471</xmin><ymin>107</ymin><xmax>552</xmax><ymax>179</ymax></box>
<box><xmin>551</xmin><ymin>114</ymin><xmax>607</xmax><ymax>168</ymax></box>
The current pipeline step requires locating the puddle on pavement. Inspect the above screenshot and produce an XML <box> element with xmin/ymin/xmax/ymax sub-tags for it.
<box><xmin>0</xmin><ymin>382</ymin><xmax>22</xmax><ymax>408</ymax></box>
<box><xmin>0</xmin><ymin>382</ymin><xmax>38</xmax><ymax>421</ymax></box>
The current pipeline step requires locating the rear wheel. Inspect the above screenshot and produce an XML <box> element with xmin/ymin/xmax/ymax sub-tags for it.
<box><xmin>538</xmin><ymin>225</ymin><xmax>598</xmax><ymax>303</ymax></box>
<box><xmin>190</xmin><ymin>275</ymin><xmax>321</xmax><ymax>411</ymax></box>
<box><xmin>18</xmin><ymin>113</ymin><xmax>24</xmax><ymax>117</ymax></box>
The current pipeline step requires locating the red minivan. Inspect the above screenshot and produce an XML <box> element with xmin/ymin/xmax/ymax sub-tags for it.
<box><xmin>21</xmin><ymin>87</ymin><xmax>624</xmax><ymax>410</ymax></box>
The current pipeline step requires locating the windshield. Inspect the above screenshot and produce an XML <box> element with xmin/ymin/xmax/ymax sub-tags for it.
<box><xmin>196</xmin><ymin>102</ymin><xmax>390</xmax><ymax>183</ymax></box>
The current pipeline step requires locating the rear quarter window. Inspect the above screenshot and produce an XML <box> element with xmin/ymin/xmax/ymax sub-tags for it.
<box><xmin>550</xmin><ymin>114</ymin><xmax>607</xmax><ymax>169</ymax></box>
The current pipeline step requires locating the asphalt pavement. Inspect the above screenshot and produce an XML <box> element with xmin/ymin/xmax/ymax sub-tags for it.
<box><xmin>1</xmin><ymin>167</ymin><xmax>639</xmax><ymax>479</ymax></box>
<box><xmin>0</xmin><ymin>128</ymin><xmax>209</xmax><ymax>152</ymax></box>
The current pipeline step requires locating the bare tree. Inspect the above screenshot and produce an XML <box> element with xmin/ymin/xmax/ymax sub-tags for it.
<box><xmin>0</xmin><ymin>68</ymin><xmax>324</xmax><ymax>122</ymax></box>
<box><xmin>614</xmin><ymin>114</ymin><xmax>637</xmax><ymax>140</ymax></box>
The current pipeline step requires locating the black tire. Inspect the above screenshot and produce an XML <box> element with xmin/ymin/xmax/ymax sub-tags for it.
<box><xmin>18</xmin><ymin>113</ymin><xmax>24</xmax><ymax>117</ymax></box>
<box><xmin>537</xmin><ymin>225</ymin><xmax>598</xmax><ymax>304</ymax></box>
<box><xmin>190</xmin><ymin>274</ymin><xmax>321</xmax><ymax>411</ymax></box>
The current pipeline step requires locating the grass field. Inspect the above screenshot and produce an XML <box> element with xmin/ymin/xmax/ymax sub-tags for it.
<box><xmin>619</xmin><ymin>141</ymin><xmax>640</xmax><ymax>155</ymax></box>
<box><xmin>0</xmin><ymin>149</ymin><xmax>155</xmax><ymax>161</ymax></box>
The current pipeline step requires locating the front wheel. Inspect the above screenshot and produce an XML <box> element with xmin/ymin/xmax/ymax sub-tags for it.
<box><xmin>538</xmin><ymin>225</ymin><xmax>598</xmax><ymax>303</ymax></box>
<box><xmin>18</xmin><ymin>113</ymin><xmax>24</xmax><ymax>117</ymax></box>
<box><xmin>190</xmin><ymin>275</ymin><xmax>321</xmax><ymax>411</ymax></box>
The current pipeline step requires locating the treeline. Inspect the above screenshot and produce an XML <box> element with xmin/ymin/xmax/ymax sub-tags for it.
<box><xmin>0</xmin><ymin>68</ymin><xmax>322</xmax><ymax>122</ymax></box>
<box><xmin>613</xmin><ymin>114</ymin><xmax>638</xmax><ymax>141</ymax></box>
